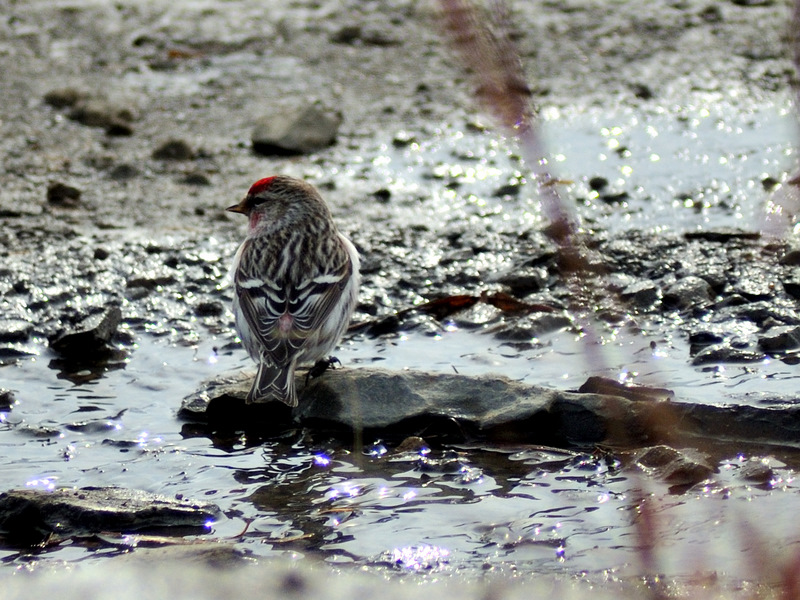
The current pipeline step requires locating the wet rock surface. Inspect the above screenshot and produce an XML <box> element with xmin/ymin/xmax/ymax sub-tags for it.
<box><xmin>0</xmin><ymin>487</ymin><xmax>222</xmax><ymax>547</ymax></box>
<box><xmin>182</xmin><ymin>367</ymin><xmax>800</xmax><ymax>452</ymax></box>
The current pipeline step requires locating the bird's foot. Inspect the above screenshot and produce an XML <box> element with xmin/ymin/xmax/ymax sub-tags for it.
<box><xmin>305</xmin><ymin>356</ymin><xmax>341</xmax><ymax>384</ymax></box>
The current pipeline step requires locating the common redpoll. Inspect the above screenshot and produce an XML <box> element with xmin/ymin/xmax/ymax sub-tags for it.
<box><xmin>227</xmin><ymin>175</ymin><xmax>360</xmax><ymax>406</ymax></box>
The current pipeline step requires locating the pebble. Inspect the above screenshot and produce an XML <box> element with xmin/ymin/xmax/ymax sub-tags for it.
<box><xmin>0</xmin><ymin>318</ymin><xmax>33</xmax><ymax>342</ymax></box>
<box><xmin>634</xmin><ymin>445</ymin><xmax>714</xmax><ymax>488</ymax></box>
<box><xmin>0</xmin><ymin>389</ymin><xmax>15</xmax><ymax>411</ymax></box>
<box><xmin>252</xmin><ymin>103</ymin><xmax>342</xmax><ymax>155</ymax></box>
<box><xmin>152</xmin><ymin>139</ymin><xmax>195</xmax><ymax>160</ymax></box>
<box><xmin>757</xmin><ymin>325</ymin><xmax>800</xmax><ymax>353</ymax></box>
<box><xmin>43</xmin><ymin>87</ymin><xmax>88</xmax><ymax>108</ymax></box>
<box><xmin>49</xmin><ymin>306</ymin><xmax>122</xmax><ymax>356</ymax></box>
<box><xmin>662</xmin><ymin>276</ymin><xmax>713</xmax><ymax>309</ymax></box>
<box><xmin>46</xmin><ymin>181</ymin><xmax>81</xmax><ymax>207</ymax></box>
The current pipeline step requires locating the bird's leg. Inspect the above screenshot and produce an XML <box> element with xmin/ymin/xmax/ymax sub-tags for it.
<box><xmin>305</xmin><ymin>356</ymin><xmax>341</xmax><ymax>384</ymax></box>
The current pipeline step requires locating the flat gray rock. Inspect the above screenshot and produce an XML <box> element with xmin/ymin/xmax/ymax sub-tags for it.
<box><xmin>181</xmin><ymin>367</ymin><xmax>800</xmax><ymax>449</ymax></box>
<box><xmin>0</xmin><ymin>487</ymin><xmax>222</xmax><ymax>547</ymax></box>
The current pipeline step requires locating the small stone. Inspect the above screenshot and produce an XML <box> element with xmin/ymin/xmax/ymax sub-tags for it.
<box><xmin>330</xmin><ymin>24</ymin><xmax>361</xmax><ymax>44</ymax></box>
<box><xmin>691</xmin><ymin>343</ymin><xmax>764</xmax><ymax>365</ymax></box>
<box><xmin>252</xmin><ymin>103</ymin><xmax>342</xmax><ymax>155</ymax></box>
<box><xmin>578</xmin><ymin>376</ymin><xmax>674</xmax><ymax>402</ymax></box>
<box><xmin>0</xmin><ymin>319</ymin><xmax>33</xmax><ymax>342</ymax></box>
<box><xmin>46</xmin><ymin>182</ymin><xmax>81</xmax><ymax>207</ymax></box>
<box><xmin>757</xmin><ymin>325</ymin><xmax>800</xmax><ymax>353</ymax></box>
<box><xmin>392</xmin><ymin>131</ymin><xmax>417</xmax><ymax>147</ymax></box>
<box><xmin>0</xmin><ymin>389</ymin><xmax>16</xmax><ymax>411</ymax></box>
<box><xmin>94</xmin><ymin>247</ymin><xmax>110</xmax><ymax>260</ymax></box>
<box><xmin>360</xmin><ymin>24</ymin><xmax>402</xmax><ymax>46</ymax></box>
<box><xmin>493</xmin><ymin>183</ymin><xmax>520</xmax><ymax>198</ymax></box>
<box><xmin>195</xmin><ymin>301</ymin><xmax>224</xmax><ymax>317</ymax></box>
<box><xmin>182</xmin><ymin>172</ymin><xmax>211</xmax><ymax>186</ymax></box>
<box><xmin>372</xmin><ymin>188</ymin><xmax>391</xmax><ymax>203</ymax></box>
<box><xmin>738</xmin><ymin>458</ymin><xmax>775</xmax><ymax>484</ymax></box>
<box><xmin>43</xmin><ymin>87</ymin><xmax>87</xmax><ymax>109</ymax></box>
<box><xmin>68</xmin><ymin>99</ymin><xmax>134</xmax><ymax>129</ymax></box>
<box><xmin>785</xmin><ymin>280</ymin><xmax>800</xmax><ymax>299</ymax></box>
<box><xmin>106</xmin><ymin>121</ymin><xmax>134</xmax><ymax>136</ymax></box>
<box><xmin>634</xmin><ymin>445</ymin><xmax>714</xmax><ymax>488</ymax></box>
<box><xmin>621</xmin><ymin>280</ymin><xmax>661</xmax><ymax>308</ymax></box>
<box><xmin>49</xmin><ymin>306</ymin><xmax>122</xmax><ymax>356</ymax></box>
<box><xmin>153</xmin><ymin>139</ymin><xmax>195</xmax><ymax>161</ymax></box>
<box><xmin>109</xmin><ymin>164</ymin><xmax>140</xmax><ymax>181</ymax></box>
<box><xmin>780</xmin><ymin>249</ymin><xmax>800</xmax><ymax>266</ymax></box>
<box><xmin>588</xmin><ymin>176</ymin><xmax>608</xmax><ymax>191</ymax></box>
<box><xmin>494</xmin><ymin>267</ymin><xmax>547</xmax><ymax>296</ymax></box>
<box><xmin>662</xmin><ymin>276</ymin><xmax>713</xmax><ymax>309</ymax></box>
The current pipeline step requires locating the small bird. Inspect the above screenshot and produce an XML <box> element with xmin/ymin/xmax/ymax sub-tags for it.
<box><xmin>227</xmin><ymin>175</ymin><xmax>360</xmax><ymax>406</ymax></box>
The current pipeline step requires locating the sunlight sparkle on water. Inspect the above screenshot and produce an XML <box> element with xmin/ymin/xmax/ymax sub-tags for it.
<box><xmin>391</xmin><ymin>545</ymin><xmax>450</xmax><ymax>571</ymax></box>
<box><xmin>313</xmin><ymin>453</ymin><xmax>331</xmax><ymax>467</ymax></box>
<box><xmin>25</xmin><ymin>477</ymin><xmax>56</xmax><ymax>491</ymax></box>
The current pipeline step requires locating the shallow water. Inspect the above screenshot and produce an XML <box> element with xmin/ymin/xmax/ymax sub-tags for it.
<box><xmin>2</xmin><ymin>103</ymin><xmax>800</xmax><ymax>580</ymax></box>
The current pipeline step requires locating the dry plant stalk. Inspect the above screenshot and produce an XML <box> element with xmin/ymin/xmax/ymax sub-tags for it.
<box><xmin>437</xmin><ymin>1</ymin><xmax>669</xmax><ymax>593</ymax></box>
<box><xmin>437</xmin><ymin>0</ymin><xmax>611</xmax><ymax>379</ymax></box>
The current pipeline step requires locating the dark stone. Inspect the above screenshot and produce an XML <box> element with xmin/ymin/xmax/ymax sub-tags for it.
<box><xmin>0</xmin><ymin>318</ymin><xmax>33</xmax><ymax>342</ymax></box>
<box><xmin>662</xmin><ymin>276</ymin><xmax>713</xmax><ymax>309</ymax></box>
<box><xmin>68</xmin><ymin>98</ymin><xmax>134</xmax><ymax>130</ymax></box>
<box><xmin>183</xmin><ymin>172</ymin><xmax>212</xmax><ymax>186</ymax></box>
<box><xmin>620</xmin><ymin>280</ymin><xmax>661</xmax><ymax>308</ymax></box>
<box><xmin>493</xmin><ymin>183</ymin><xmax>521</xmax><ymax>197</ymax></box>
<box><xmin>578</xmin><ymin>376</ymin><xmax>674</xmax><ymax>402</ymax></box>
<box><xmin>757</xmin><ymin>325</ymin><xmax>800</xmax><ymax>353</ymax></box>
<box><xmin>0</xmin><ymin>389</ymin><xmax>15</xmax><ymax>411</ymax></box>
<box><xmin>252</xmin><ymin>103</ymin><xmax>342</xmax><ymax>155</ymax></box>
<box><xmin>43</xmin><ymin>87</ymin><xmax>87</xmax><ymax>109</ymax></box>
<box><xmin>634</xmin><ymin>445</ymin><xmax>714</xmax><ymax>488</ymax></box>
<box><xmin>372</xmin><ymin>188</ymin><xmax>392</xmax><ymax>203</ymax></box>
<box><xmin>783</xmin><ymin>277</ymin><xmax>800</xmax><ymax>299</ymax></box>
<box><xmin>392</xmin><ymin>131</ymin><xmax>417</xmax><ymax>147</ymax></box>
<box><xmin>683</xmin><ymin>230</ymin><xmax>760</xmax><ymax>242</ymax></box>
<box><xmin>109</xmin><ymin>164</ymin><xmax>140</xmax><ymax>181</ymax></box>
<box><xmin>588</xmin><ymin>176</ymin><xmax>608</xmax><ymax>191</ymax></box>
<box><xmin>691</xmin><ymin>343</ymin><xmax>764</xmax><ymax>365</ymax></box>
<box><xmin>0</xmin><ymin>487</ymin><xmax>221</xmax><ymax>547</ymax></box>
<box><xmin>330</xmin><ymin>24</ymin><xmax>362</xmax><ymax>44</ymax></box>
<box><xmin>153</xmin><ymin>139</ymin><xmax>195</xmax><ymax>160</ymax></box>
<box><xmin>738</xmin><ymin>458</ymin><xmax>775</xmax><ymax>484</ymax></box>
<box><xmin>195</xmin><ymin>301</ymin><xmax>224</xmax><ymax>317</ymax></box>
<box><xmin>126</xmin><ymin>274</ymin><xmax>176</xmax><ymax>289</ymax></box>
<box><xmin>49</xmin><ymin>306</ymin><xmax>122</xmax><ymax>356</ymax></box>
<box><xmin>780</xmin><ymin>249</ymin><xmax>800</xmax><ymax>266</ymax></box>
<box><xmin>46</xmin><ymin>181</ymin><xmax>81</xmax><ymax>207</ymax></box>
<box><xmin>494</xmin><ymin>267</ymin><xmax>547</xmax><ymax>295</ymax></box>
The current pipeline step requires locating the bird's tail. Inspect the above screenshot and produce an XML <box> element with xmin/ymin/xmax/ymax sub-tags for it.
<box><xmin>247</xmin><ymin>361</ymin><xmax>297</xmax><ymax>407</ymax></box>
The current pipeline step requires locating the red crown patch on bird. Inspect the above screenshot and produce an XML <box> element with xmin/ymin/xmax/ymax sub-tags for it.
<box><xmin>248</xmin><ymin>176</ymin><xmax>277</xmax><ymax>196</ymax></box>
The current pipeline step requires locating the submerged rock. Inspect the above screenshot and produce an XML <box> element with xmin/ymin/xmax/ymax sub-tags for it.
<box><xmin>633</xmin><ymin>445</ymin><xmax>715</xmax><ymax>489</ymax></box>
<box><xmin>0</xmin><ymin>487</ymin><xmax>222</xmax><ymax>547</ymax></box>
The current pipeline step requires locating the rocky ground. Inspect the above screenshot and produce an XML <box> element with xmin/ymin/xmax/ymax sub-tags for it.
<box><xmin>1</xmin><ymin>0</ymin><xmax>799</xmax><ymax>373</ymax></box>
<box><xmin>1</xmin><ymin>0</ymin><xmax>800</xmax><ymax>595</ymax></box>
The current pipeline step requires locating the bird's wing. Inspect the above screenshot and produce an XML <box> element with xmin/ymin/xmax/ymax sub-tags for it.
<box><xmin>234</xmin><ymin>238</ymin><xmax>351</xmax><ymax>366</ymax></box>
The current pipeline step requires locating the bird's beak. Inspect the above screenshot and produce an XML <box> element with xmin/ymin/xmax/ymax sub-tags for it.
<box><xmin>226</xmin><ymin>198</ymin><xmax>248</xmax><ymax>214</ymax></box>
